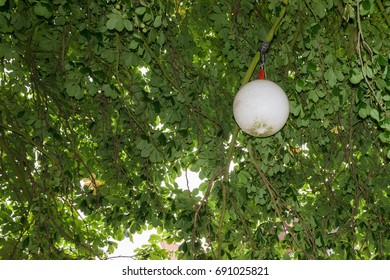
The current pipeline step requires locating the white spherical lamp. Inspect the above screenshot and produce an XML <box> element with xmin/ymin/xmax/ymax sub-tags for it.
<box><xmin>233</xmin><ymin>79</ymin><xmax>289</xmax><ymax>137</ymax></box>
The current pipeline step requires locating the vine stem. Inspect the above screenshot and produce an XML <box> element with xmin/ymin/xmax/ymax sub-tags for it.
<box><xmin>218</xmin><ymin>0</ymin><xmax>289</xmax><ymax>259</ymax></box>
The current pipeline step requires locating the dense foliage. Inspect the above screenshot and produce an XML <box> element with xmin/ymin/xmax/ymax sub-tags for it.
<box><xmin>0</xmin><ymin>0</ymin><xmax>389</xmax><ymax>260</ymax></box>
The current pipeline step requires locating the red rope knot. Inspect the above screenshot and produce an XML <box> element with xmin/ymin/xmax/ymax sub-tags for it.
<box><xmin>258</xmin><ymin>41</ymin><xmax>269</xmax><ymax>80</ymax></box>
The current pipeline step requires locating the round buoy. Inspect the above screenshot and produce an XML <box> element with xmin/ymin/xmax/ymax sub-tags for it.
<box><xmin>233</xmin><ymin>79</ymin><xmax>289</xmax><ymax>137</ymax></box>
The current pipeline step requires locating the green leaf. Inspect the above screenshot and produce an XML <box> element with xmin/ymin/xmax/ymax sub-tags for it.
<box><xmin>290</xmin><ymin>102</ymin><xmax>302</xmax><ymax>117</ymax></box>
<box><xmin>0</xmin><ymin>14</ymin><xmax>12</xmax><ymax>33</ymax></box>
<box><xmin>358</xmin><ymin>108</ymin><xmax>369</xmax><ymax>119</ymax></box>
<box><xmin>350</xmin><ymin>69</ymin><xmax>364</xmax><ymax>84</ymax></box>
<box><xmin>315</xmin><ymin>237</ymin><xmax>323</xmax><ymax>247</ymax></box>
<box><xmin>362</xmin><ymin>0</ymin><xmax>371</xmax><ymax>11</ymax></box>
<box><xmin>312</xmin><ymin>0</ymin><xmax>326</xmax><ymax>18</ymax></box>
<box><xmin>148</xmin><ymin>234</ymin><xmax>162</xmax><ymax>243</ymax></box>
<box><xmin>106</xmin><ymin>17</ymin><xmax>118</xmax><ymax>30</ymax></box>
<box><xmin>129</xmin><ymin>40</ymin><xmax>139</xmax><ymax>50</ymax></box>
<box><xmin>22</xmin><ymin>236</ymin><xmax>30</xmax><ymax>249</ymax></box>
<box><xmin>157</xmin><ymin>31</ymin><xmax>166</xmax><ymax>46</ymax></box>
<box><xmin>66</xmin><ymin>84</ymin><xmax>83</xmax><ymax>99</ymax></box>
<box><xmin>34</xmin><ymin>3</ymin><xmax>52</xmax><ymax>19</ymax></box>
<box><xmin>0</xmin><ymin>0</ymin><xmax>6</xmax><ymax>6</ymax></box>
<box><xmin>283</xmin><ymin>153</ymin><xmax>290</xmax><ymax>165</ymax></box>
<box><xmin>106</xmin><ymin>14</ymin><xmax>124</xmax><ymax>32</ymax></box>
<box><xmin>335</xmin><ymin>69</ymin><xmax>344</xmax><ymax>81</ymax></box>
<box><xmin>295</xmin><ymin>79</ymin><xmax>304</xmax><ymax>92</ymax></box>
<box><xmin>135</xmin><ymin>7</ymin><xmax>146</xmax><ymax>15</ymax></box>
<box><xmin>360</xmin><ymin>0</ymin><xmax>372</xmax><ymax>15</ymax></box>
<box><xmin>363</xmin><ymin>65</ymin><xmax>373</xmax><ymax>79</ymax></box>
<box><xmin>150</xmin><ymin>148</ymin><xmax>163</xmax><ymax>162</ymax></box>
<box><xmin>124</xmin><ymin>52</ymin><xmax>139</xmax><ymax>67</ymax></box>
<box><xmin>324</xmin><ymin>54</ymin><xmax>334</xmax><ymax>65</ymax></box>
<box><xmin>74</xmin><ymin>88</ymin><xmax>84</xmax><ymax>100</ymax></box>
<box><xmin>102</xmin><ymin>84</ymin><xmax>118</xmax><ymax>99</ymax></box>
<box><xmin>369</xmin><ymin>109</ymin><xmax>380</xmax><ymax>122</ymax></box>
<box><xmin>324</xmin><ymin>68</ymin><xmax>337</xmax><ymax>88</ymax></box>
<box><xmin>143</xmin><ymin>13</ymin><xmax>153</xmax><ymax>23</ymax></box>
<box><xmin>136</xmin><ymin>139</ymin><xmax>148</xmax><ymax>150</ymax></box>
<box><xmin>140</xmin><ymin>144</ymin><xmax>154</xmax><ymax>158</ymax></box>
<box><xmin>308</xmin><ymin>90</ymin><xmax>319</xmax><ymax>103</ymax></box>
<box><xmin>123</xmin><ymin>19</ymin><xmax>133</xmax><ymax>31</ymax></box>
<box><xmin>0</xmin><ymin>43</ymin><xmax>12</xmax><ymax>58</ymax></box>
<box><xmin>379</xmin><ymin>132</ymin><xmax>390</xmax><ymax>143</ymax></box>
<box><xmin>154</xmin><ymin>16</ymin><xmax>162</xmax><ymax>28</ymax></box>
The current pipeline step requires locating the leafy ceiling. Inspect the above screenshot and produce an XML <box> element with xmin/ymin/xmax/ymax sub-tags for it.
<box><xmin>0</xmin><ymin>0</ymin><xmax>389</xmax><ymax>259</ymax></box>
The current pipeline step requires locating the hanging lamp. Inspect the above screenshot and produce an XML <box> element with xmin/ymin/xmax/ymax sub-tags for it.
<box><xmin>233</xmin><ymin>42</ymin><xmax>289</xmax><ymax>137</ymax></box>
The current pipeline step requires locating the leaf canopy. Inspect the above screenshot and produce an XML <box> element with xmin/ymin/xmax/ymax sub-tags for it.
<box><xmin>0</xmin><ymin>0</ymin><xmax>389</xmax><ymax>260</ymax></box>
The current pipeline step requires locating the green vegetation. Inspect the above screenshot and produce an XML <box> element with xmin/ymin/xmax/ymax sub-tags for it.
<box><xmin>0</xmin><ymin>0</ymin><xmax>389</xmax><ymax>259</ymax></box>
